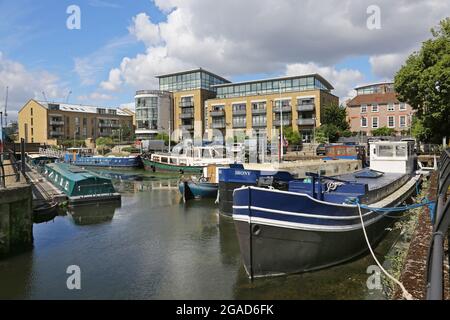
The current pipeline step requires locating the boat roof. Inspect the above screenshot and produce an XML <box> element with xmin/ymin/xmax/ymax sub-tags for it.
<box><xmin>333</xmin><ymin>169</ymin><xmax>406</xmax><ymax>191</ymax></box>
<box><xmin>28</xmin><ymin>154</ymin><xmax>59</xmax><ymax>159</ymax></box>
<box><xmin>46</xmin><ymin>163</ymin><xmax>108</xmax><ymax>182</ymax></box>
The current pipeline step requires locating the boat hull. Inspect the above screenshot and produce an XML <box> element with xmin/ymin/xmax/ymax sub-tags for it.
<box><xmin>233</xmin><ymin>175</ymin><xmax>419</xmax><ymax>278</ymax></box>
<box><xmin>179</xmin><ymin>181</ymin><xmax>218</xmax><ymax>200</ymax></box>
<box><xmin>142</xmin><ymin>159</ymin><xmax>204</xmax><ymax>174</ymax></box>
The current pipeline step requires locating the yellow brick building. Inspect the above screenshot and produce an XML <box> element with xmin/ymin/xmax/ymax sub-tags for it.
<box><xmin>18</xmin><ymin>100</ymin><xmax>134</xmax><ymax>145</ymax></box>
<box><xmin>205</xmin><ymin>74</ymin><xmax>338</xmax><ymax>142</ymax></box>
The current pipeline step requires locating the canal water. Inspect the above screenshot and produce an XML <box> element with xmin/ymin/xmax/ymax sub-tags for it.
<box><xmin>0</xmin><ymin>169</ymin><xmax>398</xmax><ymax>300</ymax></box>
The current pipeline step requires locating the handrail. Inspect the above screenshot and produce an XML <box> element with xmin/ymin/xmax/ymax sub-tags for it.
<box><xmin>426</xmin><ymin>148</ymin><xmax>450</xmax><ymax>300</ymax></box>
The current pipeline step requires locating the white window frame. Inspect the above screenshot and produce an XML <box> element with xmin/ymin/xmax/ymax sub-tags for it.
<box><xmin>361</xmin><ymin>116</ymin><xmax>368</xmax><ymax>128</ymax></box>
<box><xmin>399</xmin><ymin>115</ymin><xmax>407</xmax><ymax>128</ymax></box>
<box><xmin>360</xmin><ymin>104</ymin><xmax>367</xmax><ymax>113</ymax></box>
<box><xmin>372</xmin><ymin>116</ymin><xmax>379</xmax><ymax>129</ymax></box>
<box><xmin>387</xmin><ymin>103</ymin><xmax>395</xmax><ymax>112</ymax></box>
<box><xmin>399</xmin><ymin>103</ymin><xmax>407</xmax><ymax>111</ymax></box>
<box><xmin>387</xmin><ymin>116</ymin><xmax>395</xmax><ymax>128</ymax></box>
<box><xmin>371</xmin><ymin>104</ymin><xmax>379</xmax><ymax>112</ymax></box>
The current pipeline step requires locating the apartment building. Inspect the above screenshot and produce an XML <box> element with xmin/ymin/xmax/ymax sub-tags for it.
<box><xmin>205</xmin><ymin>74</ymin><xmax>338</xmax><ymax>142</ymax></box>
<box><xmin>18</xmin><ymin>100</ymin><xmax>134</xmax><ymax>145</ymax></box>
<box><xmin>156</xmin><ymin>69</ymin><xmax>230</xmax><ymax>139</ymax></box>
<box><xmin>135</xmin><ymin>90</ymin><xmax>172</xmax><ymax>140</ymax></box>
<box><xmin>346</xmin><ymin>82</ymin><xmax>414</xmax><ymax>136</ymax></box>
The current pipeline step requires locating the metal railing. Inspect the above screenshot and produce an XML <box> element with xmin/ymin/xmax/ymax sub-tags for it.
<box><xmin>426</xmin><ymin>148</ymin><xmax>450</xmax><ymax>300</ymax></box>
<box><xmin>0</xmin><ymin>151</ymin><xmax>21</xmax><ymax>188</ymax></box>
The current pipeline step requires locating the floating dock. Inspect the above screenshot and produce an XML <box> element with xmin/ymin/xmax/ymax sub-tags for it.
<box><xmin>41</xmin><ymin>163</ymin><xmax>121</xmax><ymax>205</ymax></box>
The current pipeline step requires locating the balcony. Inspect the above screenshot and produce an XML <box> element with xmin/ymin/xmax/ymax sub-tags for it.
<box><xmin>50</xmin><ymin>120</ymin><xmax>64</xmax><ymax>126</ymax></box>
<box><xmin>210</xmin><ymin>110</ymin><xmax>225</xmax><ymax>117</ymax></box>
<box><xmin>212</xmin><ymin>122</ymin><xmax>226</xmax><ymax>129</ymax></box>
<box><xmin>181</xmin><ymin>124</ymin><xmax>194</xmax><ymax>131</ymax></box>
<box><xmin>179</xmin><ymin>101</ymin><xmax>194</xmax><ymax>108</ymax></box>
<box><xmin>232</xmin><ymin>109</ymin><xmax>247</xmax><ymax>116</ymax></box>
<box><xmin>273</xmin><ymin>105</ymin><xmax>292</xmax><ymax>113</ymax></box>
<box><xmin>273</xmin><ymin>119</ymin><xmax>292</xmax><ymax>126</ymax></box>
<box><xmin>180</xmin><ymin>112</ymin><xmax>194</xmax><ymax>119</ymax></box>
<box><xmin>233</xmin><ymin>122</ymin><xmax>247</xmax><ymax>128</ymax></box>
<box><xmin>297</xmin><ymin>118</ymin><xmax>315</xmax><ymax>126</ymax></box>
<box><xmin>49</xmin><ymin>131</ymin><xmax>64</xmax><ymax>137</ymax></box>
<box><xmin>99</xmin><ymin>123</ymin><xmax>120</xmax><ymax>128</ymax></box>
<box><xmin>252</xmin><ymin>108</ymin><xmax>267</xmax><ymax>115</ymax></box>
<box><xmin>297</xmin><ymin>104</ymin><xmax>315</xmax><ymax>112</ymax></box>
<box><xmin>252</xmin><ymin>122</ymin><xmax>267</xmax><ymax>127</ymax></box>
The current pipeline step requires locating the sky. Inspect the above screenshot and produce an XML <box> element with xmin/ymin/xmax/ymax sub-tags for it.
<box><xmin>0</xmin><ymin>0</ymin><xmax>449</xmax><ymax>122</ymax></box>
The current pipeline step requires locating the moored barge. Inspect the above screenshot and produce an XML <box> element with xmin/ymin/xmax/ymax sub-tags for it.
<box><xmin>42</xmin><ymin>163</ymin><xmax>121</xmax><ymax>205</ymax></box>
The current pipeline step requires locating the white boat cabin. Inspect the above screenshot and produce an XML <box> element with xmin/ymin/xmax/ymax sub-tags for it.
<box><xmin>369</xmin><ymin>141</ymin><xmax>415</xmax><ymax>174</ymax></box>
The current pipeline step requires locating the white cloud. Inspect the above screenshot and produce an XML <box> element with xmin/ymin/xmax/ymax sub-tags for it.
<box><xmin>286</xmin><ymin>62</ymin><xmax>364</xmax><ymax>102</ymax></box>
<box><xmin>0</xmin><ymin>52</ymin><xmax>66</xmax><ymax>121</ymax></box>
<box><xmin>99</xmin><ymin>0</ymin><xmax>450</xmax><ymax>98</ymax></box>
<box><xmin>369</xmin><ymin>52</ymin><xmax>411</xmax><ymax>79</ymax></box>
<box><xmin>100</xmin><ymin>68</ymin><xmax>123</xmax><ymax>91</ymax></box>
<box><xmin>78</xmin><ymin>92</ymin><xmax>113</xmax><ymax>101</ymax></box>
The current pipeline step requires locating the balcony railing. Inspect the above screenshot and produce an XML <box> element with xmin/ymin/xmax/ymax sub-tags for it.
<box><xmin>297</xmin><ymin>118</ymin><xmax>315</xmax><ymax>126</ymax></box>
<box><xmin>273</xmin><ymin>105</ymin><xmax>292</xmax><ymax>113</ymax></box>
<box><xmin>233</xmin><ymin>122</ymin><xmax>247</xmax><ymax>128</ymax></box>
<box><xmin>212</xmin><ymin>122</ymin><xmax>226</xmax><ymax>129</ymax></box>
<box><xmin>99</xmin><ymin>123</ymin><xmax>120</xmax><ymax>128</ymax></box>
<box><xmin>232</xmin><ymin>109</ymin><xmax>247</xmax><ymax>115</ymax></box>
<box><xmin>50</xmin><ymin>120</ymin><xmax>65</xmax><ymax>126</ymax></box>
<box><xmin>179</xmin><ymin>101</ymin><xmax>194</xmax><ymax>108</ymax></box>
<box><xmin>273</xmin><ymin>119</ymin><xmax>292</xmax><ymax>126</ymax></box>
<box><xmin>252</xmin><ymin>108</ymin><xmax>267</xmax><ymax>115</ymax></box>
<box><xmin>49</xmin><ymin>131</ymin><xmax>64</xmax><ymax>137</ymax></box>
<box><xmin>210</xmin><ymin>110</ymin><xmax>225</xmax><ymax>117</ymax></box>
<box><xmin>252</xmin><ymin>122</ymin><xmax>267</xmax><ymax>127</ymax></box>
<box><xmin>297</xmin><ymin>104</ymin><xmax>315</xmax><ymax>112</ymax></box>
<box><xmin>180</xmin><ymin>112</ymin><xmax>194</xmax><ymax>119</ymax></box>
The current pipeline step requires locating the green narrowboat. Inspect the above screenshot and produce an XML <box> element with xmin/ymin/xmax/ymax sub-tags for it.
<box><xmin>43</xmin><ymin>163</ymin><xmax>121</xmax><ymax>205</ymax></box>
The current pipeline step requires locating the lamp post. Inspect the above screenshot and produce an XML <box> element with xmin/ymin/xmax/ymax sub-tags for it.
<box><xmin>279</xmin><ymin>80</ymin><xmax>284</xmax><ymax>163</ymax></box>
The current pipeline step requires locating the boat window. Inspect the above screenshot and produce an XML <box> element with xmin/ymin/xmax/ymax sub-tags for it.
<box><xmin>179</xmin><ymin>159</ymin><xmax>187</xmax><ymax>166</ymax></box>
<box><xmin>395</xmin><ymin>145</ymin><xmax>407</xmax><ymax>157</ymax></box>
<box><xmin>161</xmin><ymin>157</ymin><xmax>168</xmax><ymax>163</ymax></box>
<box><xmin>378</xmin><ymin>145</ymin><xmax>394</xmax><ymax>157</ymax></box>
<box><xmin>170</xmin><ymin>158</ymin><xmax>178</xmax><ymax>164</ymax></box>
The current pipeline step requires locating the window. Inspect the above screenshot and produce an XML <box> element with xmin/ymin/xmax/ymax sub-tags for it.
<box><xmin>371</xmin><ymin>104</ymin><xmax>379</xmax><ymax>112</ymax></box>
<box><xmin>361</xmin><ymin>117</ymin><xmax>368</xmax><ymax>128</ymax></box>
<box><xmin>399</xmin><ymin>116</ymin><xmax>407</xmax><ymax>127</ymax></box>
<box><xmin>387</xmin><ymin>116</ymin><xmax>395</xmax><ymax>128</ymax></box>
<box><xmin>378</xmin><ymin>145</ymin><xmax>394</xmax><ymax>157</ymax></box>
<box><xmin>360</xmin><ymin>104</ymin><xmax>367</xmax><ymax>113</ymax></box>
<box><xmin>30</xmin><ymin>108</ymin><xmax>33</xmax><ymax>116</ymax></box>
<box><xmin>396</xmin><ymin>145</ymin><xmax>407</xmax><ymax>157</ymax></box>
<box><xmin>372</xmin><ymin>117</ymin><xmax>379</xmax><ymax>128</ymax></box>
<box><xmin>31</xmin><ymin>118</ymin><xmax>33</xmax><ymax>125</ymax></box>
<box><xmin>387</xmin><ymin>103</ymin><xmax>395</xmax><ymax>112</ymax></box>
<box><xmin>399</xmin><ymin>103</ymin><xmax>407</xmax><ymax>111</ymax></box>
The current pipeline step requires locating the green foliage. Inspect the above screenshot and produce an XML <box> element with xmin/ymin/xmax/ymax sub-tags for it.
<box><xmin>372</xmin><ymin>127</ymin><xmax>396</xmax><ymax>137</ymax></box>
<box><xmin>155</xmin><ymin>133</ymin><xmax>175</xmax><ymax>146</ymax></box>
<box><xmin>121</xmin><ymin>147</ymin><xmax>140</xmax><ymax>153</ymax></box>
<box><xmin>394</xmin><ymin>18</ymin><xmax>450</xmax><ymax>143</ymax></box>
<box><xmin>321</xmin><ymin>103</ymin><xmax>350</xmax><ymax>131</ymax></box>
<box><xmin>317</xmin><ymin>124</ymin><xmax>341</xmax><ymax>143</ymax></box>
<box><xmin>283</xmin><ymin>126</ymin><xmax>302</xmax><ymax>145</ymax></box>
<box><xmin>60</xmin><ymin>139</ymin><xmax>86</xmax><ymax>148</ymax></box>
<box><xmin>112</xmin><ymin>124</ymin><xmax>134</xmax><ymax>142</ymax></box>
<box><xmin>96</xmin><ymin>137</ymin><xmax>114</xmax><ymax>147</ymax></box>
<box><xmin>314</xmin><ymin>128</ymin><xmax>328</xmax><ymax>144</ymax></box>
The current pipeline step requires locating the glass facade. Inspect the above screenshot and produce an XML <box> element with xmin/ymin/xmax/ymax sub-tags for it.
<box><xmin>136</xmin><ymin>96</ymin><xmax>159</xmax><ymax>131</ymax></box>
<box><xmin>356</xmin><ymin>83</ymin><xmax>394</xmax><ymax>95</ymax></box>
<box><xmin>159</xmin><ymin>70</ymin><xmax>229</xmax><ymax>92</ymax></box>
<box><xmin>215</xmin><ymin>76</ymin><xmax>330</xmax><ymax>99</ymax></box>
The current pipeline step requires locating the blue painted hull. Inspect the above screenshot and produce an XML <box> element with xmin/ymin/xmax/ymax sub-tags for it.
<box><xmin>179</xmin><ymin>181</ymin><xmax>218</xmax><ymax>199</ymax></box>
<box><xmin>66</xmin><ymin>155</ymin><xmax>142</xmax><ymax>168</ymax></box>
<box><xmin>233</xmin><ymin>174</ymin><xmax>419</xmax><ymax>278</ymax></box>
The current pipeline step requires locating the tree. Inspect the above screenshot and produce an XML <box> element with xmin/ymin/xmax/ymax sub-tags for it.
<box><xmin>321</xmin><ymin>103</ymin><xmax>350</xmax><ymax>131</ymax></box>
<box><xmin>156</xmin><ymin>133</ymin><xmax>170</xmax><ymax>146</ymax></box>
<box><xmin>372</xmin><ymin>127</ymin><xmax>396</xmax><ymax>137</ymax></box>
<box><xmin>283</xmin><ymin>126</ymin><xmax>302</xmax><ymax>145</ymax></box>
<box><xmin>394</xmin><ymin>18</ymin><xmax>450</xmax><ymax>143</ymax></box>
<box><xmin>317</xmin><ymin>124</ymin><xmax>341</xmax><ymax>143</ymax></box>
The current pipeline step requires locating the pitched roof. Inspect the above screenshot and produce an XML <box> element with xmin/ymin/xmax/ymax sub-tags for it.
<box><xmin>346</xmin><ymin>92</ymin><xmax>402</xmax><ymax>107</ymax></box>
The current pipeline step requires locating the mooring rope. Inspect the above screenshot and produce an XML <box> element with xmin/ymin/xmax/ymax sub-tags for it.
<box><xmin>356</xmin><ymin>202</ymin><xmax>414</xmax><ymax>300</ymax></box>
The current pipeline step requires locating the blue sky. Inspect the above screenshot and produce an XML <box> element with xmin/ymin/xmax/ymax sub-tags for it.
<box><xmin>0</xmin><ymin>0</ymin><xmax>449</xmax><ymax>120</ymax></box>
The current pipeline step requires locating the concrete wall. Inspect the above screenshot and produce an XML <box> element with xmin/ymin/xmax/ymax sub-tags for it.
<box><xmin>0</xmin><ymin>185</ymin><xmax>33</xmax><ymax>257</ymax></box>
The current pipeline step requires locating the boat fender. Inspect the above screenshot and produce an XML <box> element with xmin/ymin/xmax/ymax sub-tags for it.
<box><xmin>252</xmin><ymin>224</ymin><xmax>261</xmax><ymax>236</ymax></box>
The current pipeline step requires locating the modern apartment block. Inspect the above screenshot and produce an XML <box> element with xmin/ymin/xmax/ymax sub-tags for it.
<box><xmin>346</xmin><ymin>82</ymin><xmax>414</xmax><ymax>136</ymax></box>
<box><xmin>205</xmin><ymin>74</ymin><xmax>338</xmax><ymax>142</ymax></box>
<box><xmin>156</xmin><ymin>69</ymin><xmax>230</xmax><ymax>139</ymax></box>
<box><xmin>135</xmin><ymin>90</ymin><xmax>172</xmax><ymax>140</ymax></box>
<box><xmin>18</xmin><ymin>100</ymin><xmax>134</xmax><ymax>145</ymax></box>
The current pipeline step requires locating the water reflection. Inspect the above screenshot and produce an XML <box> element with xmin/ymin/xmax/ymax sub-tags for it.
<box><xmin>68</xmin><ymin>202</ymin><xmax>120</xmax><ymax>225</ymax></box>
